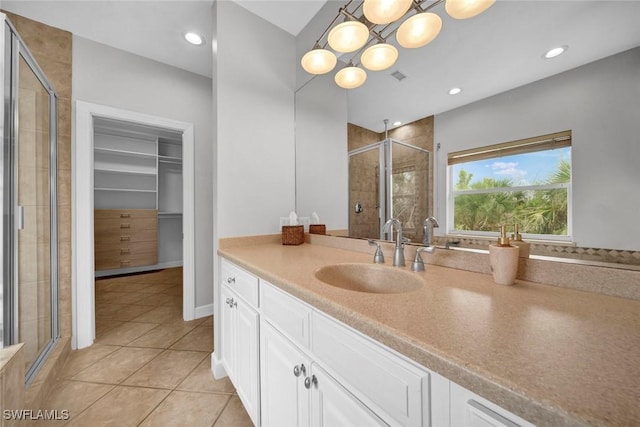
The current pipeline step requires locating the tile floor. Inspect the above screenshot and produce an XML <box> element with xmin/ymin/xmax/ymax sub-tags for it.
<box><xmin>42</xmin><ymin>267</ymin><xmax>253</xmax><ymax>426</ymax></box>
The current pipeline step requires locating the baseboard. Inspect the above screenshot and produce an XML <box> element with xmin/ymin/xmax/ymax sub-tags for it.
<box><xmin>95</xmin><ymin>261</ymin><xmax>183</xmax><ymax>278</ymax></box>
<box><xmin>211</xmin><ymin>352</ymin><xmax>227</xmax><ymax>379</ymax></box>
<box><xmin>195</xmin><ymin>304</ymin><xmax>213</xmax><ymax>318</ymax></box>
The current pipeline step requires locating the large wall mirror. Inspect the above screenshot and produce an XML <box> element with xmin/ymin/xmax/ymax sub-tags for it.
<box><xmin>295</xmin><ymin>1</ymin><xmax>640</xmax><ymax>268</ymax></box>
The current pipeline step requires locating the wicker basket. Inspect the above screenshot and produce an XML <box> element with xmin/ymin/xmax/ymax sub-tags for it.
<box><xmin>282</xmin><ymin>225</ymin><xmax>304</xmax><ymax>245</ymax></box>
<box><xmin>309</xmin><ymin>224</ymin><xmax>326</xmax><ymax>235</ymax></box>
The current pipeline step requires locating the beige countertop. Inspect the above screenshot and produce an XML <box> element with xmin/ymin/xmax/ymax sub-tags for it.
<box><xmin>218</xmin><ymin>241</ymin><xmax>640</xmax><ymax>427</ymax></box>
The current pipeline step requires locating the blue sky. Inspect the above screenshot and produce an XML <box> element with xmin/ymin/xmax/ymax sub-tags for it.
<box><xmin>453</xmin><ymin>147</ymin><xmax>571</xmax><ymax>187</ymax></box>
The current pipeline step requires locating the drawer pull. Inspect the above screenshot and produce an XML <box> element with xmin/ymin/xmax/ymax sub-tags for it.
<box><xmin>120</xmin><ymin>249</ymin><xmax>131</xmax><ymax>255</ymax></box>
<box><xmin>304</xmin><ymin>375</ymin><xmax>317</xmax><ymax>389</ymax></box>
<box><xmin>293</xmin><ymin>364</ymin><xmax>306</xmax><ymax>377</ymax></box>
<box><xmin>120</xmin><ymin>213</ymin><xmax>131</xmax><ymax>218</ymax></box>
<box><xmin>120</xmin><ymin>223</ymin><xmax>131</xmax><ymax>229</ymax></box>
<box><xmin>226</xmin><ymin>297</ymin><xmax>236</xmax><ymax>308</ymax></box>
<box><xmin>120</xmin><ymin>260</ymin><xmax>131</xmax><ymax>266</ymax></box>
<box><xmin>120</xmin><ymin>236</ymin><xmax>130</xmax><ymax>241</ymax></box>
<box><xmin>227</xmin><ymin>277</ymin><xmax>235</xmax><ymax>284</ymax></box>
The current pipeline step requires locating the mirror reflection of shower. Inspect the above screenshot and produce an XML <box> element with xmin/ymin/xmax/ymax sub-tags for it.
<box><xmin>348</xmin><ymin>119</ymin><xmax>431</xmax><ymax>243</ymax></box>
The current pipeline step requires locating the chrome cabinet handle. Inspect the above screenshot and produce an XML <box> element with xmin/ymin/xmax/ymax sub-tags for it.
<box><xmin>227</xmin><ymin>277</ymin><xmax>235</xmax><ymax>284</ymax></box>
<box><xmin>304</xmin><ymin>375</ymin><xmax>317</xmax><ymax>389</ymax></box>
<box><xmin>226</xmin><ymin>298</ymin><xmax>236</xmax><ymax>308</ymax></box>
<box><xmin>293</xmin><ymin>364</ymin><xmax>306</xmax><ymax>377</ymax></box>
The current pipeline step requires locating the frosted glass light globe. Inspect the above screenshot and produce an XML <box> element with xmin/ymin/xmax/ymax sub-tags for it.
<box><xmin>328</xmin><ymin>21</ymin><xmax>369</xmax><ymax>53</ymax></box>
<box><xmin>335</xmin><ymin>66</ymin><xmax>367</xmax><ymax>89</ymax></box>
<box><xmin>363</xmin><ymin>0</ymin><xmax>413</xmax><ymax>25</ymax></box>
<box><xmin>301</xmin><ymin>48</ymin><xmax>337</xmax><ymax>75</ymax></box>
<box><xmin>445</xmin><ymin>0</ymin><xmax>496</xmax><ymax>19</ymax></box>
<box><xmin>396</xmin><ymin>12</ymin><xmax>442</xmax><ymax>48</ymax></box>
<box><xmin>360</xmin><ymin>43</ymin><xmax>398</xmax><ymax>71</ymax></box>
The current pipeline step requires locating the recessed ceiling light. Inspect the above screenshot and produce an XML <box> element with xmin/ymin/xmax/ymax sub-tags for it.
<box><xmin>543</xmin><ymin>45</ymin><xmax>567</xmax><ymax>59</ymax></box>
<box><xmin>393</xmin><ymin>121</ymin><xmax>402</xmax><ymax>126</ymax></box>
<box><xmin>184</xmin><ymin>32</ymin><xmax>205</xmax><ymax>46</ymax></box>
<box><xmin>448</xmin><ymin>87</ymin><xmax>462</xmax><ymax>95</ymax></box>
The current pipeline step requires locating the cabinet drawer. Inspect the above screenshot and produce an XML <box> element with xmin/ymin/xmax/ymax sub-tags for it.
<box><xmin>95</xmin><ymin>229</ymin><xmax>157</xmax><ymax>245</ymax></box>
<box><xmin>94</xmin><ymin>217</ymin><xmax>157</xmax><ymax>233</ymax></box>
<box><xmin>221</xmin><ymin>258</ymin><xmax>259</xmax><ymax>308</ymax></box>
<box><xmin>95</xmin><ymin>249</ymin><xmax>157</xmax><ymax>271</ymax></box>
<box><xmin>95</xmin><ymin>209</ymin><xmax>157</xmax><ymax>220</ymax></box>
<box><xmin>260</xmin><ymin>280</ymin><xmax>311</xmax><ymax>349</ymax></box>
<box><xmin>95</xmin><ymin>241</ymin><xmax>157</xmax><ymax>257</ymax></box>
<box><xmin>311</xmin><ymin>311</ymin><xmax>429</xmax><ymax>427</ymax></box>
<box><xmin>450</xmin><ymin>382</ymin><xmax>534</xmax><ymax>427</ymax></box>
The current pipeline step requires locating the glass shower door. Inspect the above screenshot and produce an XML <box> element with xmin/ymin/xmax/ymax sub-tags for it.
<box><xmin>389</xmin><ymin>140</ymin><xmax>430</xmax><ymax>243</ymax></box>
<box><xmin>17</xmin><ymin>53</ymin><xmax>55</xmax><ymax>374</ymax></box>
<box><xmin>1</xmin><ymin>16</ymin><xmax>58</xmax><ymax>384</ymax></box>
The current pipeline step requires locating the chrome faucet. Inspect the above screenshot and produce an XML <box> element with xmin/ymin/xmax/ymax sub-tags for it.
<box><xmin>382</xmin><ymin>218</ymin><xmax>405</xmax><ymax>267</ymax></box>
<box><xmin>422</xmin><ymin>217</ymin><xmax>440</xmax><ymax>246</ymax></box>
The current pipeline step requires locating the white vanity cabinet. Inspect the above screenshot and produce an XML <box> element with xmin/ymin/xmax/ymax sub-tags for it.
<box><xmin>220</xmin><ymin>259</ymin><xmax>260</xmax><ymax>426</ymax></box>
<box><xmin>259</xmin><ymin>289</ymin><xmax>386</xmax><ymax>427</ymax></box>
<box><xmin>218</xmin><ymin>258</ymin><xmax>535</xmax><ymax>427</ymax></box>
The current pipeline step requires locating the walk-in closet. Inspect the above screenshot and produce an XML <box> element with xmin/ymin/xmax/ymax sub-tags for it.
<box><xmin>93</xmin><ymin>118</ymin><xmax>183</xmax><ymax>277</ymax></box>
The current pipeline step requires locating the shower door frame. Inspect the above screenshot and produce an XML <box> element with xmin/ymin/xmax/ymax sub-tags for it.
<box><xmin>348</xmin><ymin>138</ymin><xmax>431</xmax><ymax>240</ymax></box>
<box><xmin>1</xmin><ymin>14</ymin><xmax>60</xmax><ymax>384</ymax></box>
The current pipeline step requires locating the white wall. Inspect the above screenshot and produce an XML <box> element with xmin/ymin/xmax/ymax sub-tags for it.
<box><xmin>215</xmin><ymin>1</ymin><xmax>296</xmax><ymax>238</ymax></box>
<box><xmin>434</xmin><ymin>47</ymin><xmax>640</xmax><ymax>250</ymax></box>
<box><xmin>294</xmin><ymin>1</ymin><xmax>348</xmax><ymax>232</ymax></box>
<box><xmin>295</xmin><ymin>60</ymin><xmax>348</xmax><ymax>232</ymax></box>
<box><xmin>72</xmin><ymin>36</ymin><xmax>214</xmax><ymax>307</ymax></box>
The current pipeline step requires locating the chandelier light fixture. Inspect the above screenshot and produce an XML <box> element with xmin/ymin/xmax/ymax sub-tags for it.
<box><xmin>301</xmin><ymin>0</ymin><xmax>496</xmax><ymax>89</ymax></box>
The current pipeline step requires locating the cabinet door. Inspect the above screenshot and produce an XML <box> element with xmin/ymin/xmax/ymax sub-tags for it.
<box><xmin>310</xmin><ymin>364</ymin><xmax>387</xmax><ymax>427</ymax></box>
<box><xmin>220</xmin><ymin>285</ymin><xmax>236</xmax><ymax>379</ymax></box>
<box><xmin>235</xmin><ymin>298</ymin><xmax>260</xmax><ymax>426</ymax></box>
<box><xmin>261</xmin><ymin>321</ymin><xmax>311</xmax><ymax>427</ymax></box>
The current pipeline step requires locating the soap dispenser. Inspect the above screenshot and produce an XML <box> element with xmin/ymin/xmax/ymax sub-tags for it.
<box><xmin>489</xmin><ymin>225</ymin><xmax>520</xmax><ymax>285</ymax></box>
<box><xmin>510</xmin><ymin>224</ymin><xmax>530</xmax><ymax>258</ymax></box>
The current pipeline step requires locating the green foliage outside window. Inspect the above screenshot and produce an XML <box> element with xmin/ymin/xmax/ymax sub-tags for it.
<box><xmin>453</xmin><ymin>159</ymin><xmax>570</xmax><ymax>235</ymax></box>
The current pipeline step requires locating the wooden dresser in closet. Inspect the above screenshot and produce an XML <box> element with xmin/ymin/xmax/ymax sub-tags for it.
<box><xmin>94</xmin><ymin>209</ymin><xmax>158</xmax><ymax>271</ymax></box>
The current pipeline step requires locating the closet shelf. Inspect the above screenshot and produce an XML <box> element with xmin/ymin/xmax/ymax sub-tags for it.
<box><xmin>94</xmin><ymin>168</ymin><xmax>157</xmax><ymax>176</ymax></box>
<box><xmin>94</xmin><ymin>187</ymin><xmax>157</xmax><ymax>193</ymax></box>
<box><xmin>158</xmin><ymin>155</ymin><xmax>183</xmax><ymax>164</ymax></box>
<box><xmin>95</xmin><ymin>147</ymin><xmax>157</xmax><ymax>159</ymax></box>
<box><xmin>158</xmin><ymin>212</ymin><xmax>183</xmax><ymax>218</ymax></box>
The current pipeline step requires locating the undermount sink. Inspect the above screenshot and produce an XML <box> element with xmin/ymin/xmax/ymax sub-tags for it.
<box><xmin>314</xmin><ymin>263</ymin><xmax>424</xmax><ymax>294</ymax></box>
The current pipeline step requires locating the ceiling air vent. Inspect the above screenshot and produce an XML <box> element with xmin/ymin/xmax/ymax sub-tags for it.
<box><xmin>390</xmin><ymin>70</ymin><xmax>407</xmax><ymax>81</ymax></box>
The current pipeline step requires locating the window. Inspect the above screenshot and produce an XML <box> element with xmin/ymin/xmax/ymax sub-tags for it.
<box><xmin>447</xmin><ymin>130</ymin><xmax>571</xmax><ymax>240</ymax></box>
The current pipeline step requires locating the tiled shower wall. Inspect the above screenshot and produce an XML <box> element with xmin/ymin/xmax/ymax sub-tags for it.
<box><xmin>347</xmin><ymin>117</ymin><xmax>435</xmax><ymax>241</ymax></box>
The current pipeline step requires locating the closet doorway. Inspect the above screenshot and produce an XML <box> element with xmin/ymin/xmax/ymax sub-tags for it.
<box><xmin>74</xmin><ymin>101</ymin><xmax>195</xmax><ymax>349</ymax></box>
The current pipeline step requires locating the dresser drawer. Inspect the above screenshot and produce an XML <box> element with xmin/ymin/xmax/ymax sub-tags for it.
<box><xmin>221</xmin><ymin>258</ymin><xmax>259</xmax><ymax>308</ymax></box>
<box><xmin>94</xmin><ymin>217</ymin><xmax>157</xmax><ymax>233</ymax></box>
<box><xmin>311</xmin><ymin>311</ymin><xmax>429</xmax><ymax>427</ymax></box>
<box><xmin>260</xmin><ymin>280</ymin><xmax>311</xmax><ymax>349</ymax></box>
<box><xmin>95</xmin><ymin>209</ymin><xmax>157</xmax><ymax>220</ymax></box>
<box><xmin>95</xmin><ymin>241</ymin><xmax>158</xmax><ymax>257</ymax></box>
<box><xmin>95</xmin><ymin>248</ymin><xmax>158</xmax><ymax>271</ymax></box>
<box><xmin>95</xmin><ymin>228</ymin><xmax>158</xmax><ymax>245</ymax></box>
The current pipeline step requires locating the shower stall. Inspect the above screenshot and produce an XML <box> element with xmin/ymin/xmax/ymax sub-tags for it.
<box><xmin>1</xmin><ymin>15</ymin><xmax>59</xmax><ymax>384</ymax></box>
<box><xmin>349</xmin><ymin>138</ymin><xmax>431</xmax><ymax>243</ymax></box>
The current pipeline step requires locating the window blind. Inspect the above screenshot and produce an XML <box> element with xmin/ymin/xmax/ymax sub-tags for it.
<box><xmin>447</xmin><ymin>130</ymin><xmax>571</xmax><ymax>165</ymax></box>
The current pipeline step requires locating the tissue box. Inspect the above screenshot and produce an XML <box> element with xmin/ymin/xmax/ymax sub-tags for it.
<box><xmin>309</xmin><ymin>224</ymin><xmax>326</xmax><ymax>235</ymax></box>
<box><xmin>282</xmin><ymin>225</ymin><xmax>304</xmax><ymax>245</ymax></box>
